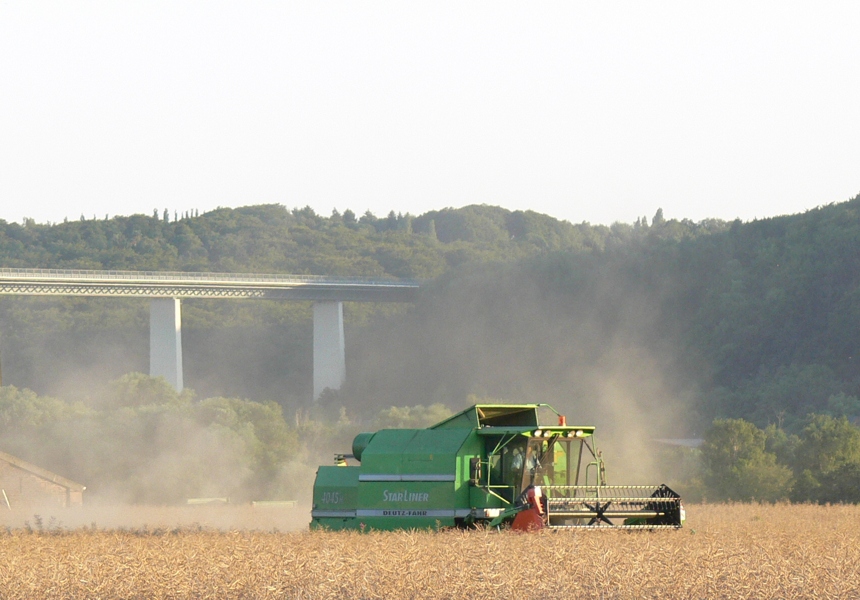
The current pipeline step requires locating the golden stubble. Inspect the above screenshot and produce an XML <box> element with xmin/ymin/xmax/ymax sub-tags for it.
<box><xmin>1</xmin><ymin>503</ymin><xmax>858</xmax><ymax>599</ymax></box>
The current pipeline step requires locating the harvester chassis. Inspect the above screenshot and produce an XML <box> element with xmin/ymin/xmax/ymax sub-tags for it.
<box><xmin>311</xmin><ymin>404</ymin><xmax>684</xmax><ymax>531</ymax></box>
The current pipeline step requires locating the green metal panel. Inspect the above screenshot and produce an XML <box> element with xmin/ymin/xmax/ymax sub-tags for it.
<box><xmin>356</xmin><ymin>481</ymin><xmax>459</xmax><ymax>528</ymax></box>
<box><xmin>309</xmin><ymin>424</ymin><xmax>473</xmax><ymax>529</ymax></box>
<box><xmin>352</xmin><ymin>432</ymin><xmax>375</xmax><ymax>461</ymax></box>
<box><xmin>430</xmin><ymin>407</ymin><xmax>479</xmax><ymax>429</ymax></box>
<box><xmin>313</xmin><ymin>465</ymin><xmax>360</xmax><ymax>505</ymax></box>
<box><xmin>360</xmin><ymin>428</ymin><xmax>472</xmax><ymax>474</ymax></box>
<box><xmin>456</xmin><ymin>431</ymin><xmax>487</xmax><ymax>510</ymax></box>
<box><xmin>358</xmin><ymin>429</ymin><xmax>416</xmax><ymax>475</ymax></box>
<box><xmin>431</xmin><ymin>404</ymin><xmax>545</xmax><ymax>429</ymax></box>
<box><xmin>311</xmin><ymin>466</ymin><xmax>359</xmax><ymax>530</ymax></box>
<box><xmin>310</xmin><ymin>403</ymin><xmax>679</xmax><ymax>531</ymax></box>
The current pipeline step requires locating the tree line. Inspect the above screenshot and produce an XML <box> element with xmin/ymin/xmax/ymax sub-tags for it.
<box><xmin>335</xmin><ymin>196</ymin><xmax>860</xmax><ymax>433</ymax></box>
<box><xmin>683</xmin><ymin>414</ymin><xmax>860</xmax><ymax>503</ymax></box>
<box><xmin>2</xmin><ymin>196</ymin><xmax>860</xmax><ymax>502</ymax></box>
<box><xmin>0</xmin><ymin>373</ymin><xmax>453</xmax><ymax>504</ymax></box>
<box><xmin>3</xmin><ymin>371</ymin><xmax>859</xmax><ymax>505</ymax></box>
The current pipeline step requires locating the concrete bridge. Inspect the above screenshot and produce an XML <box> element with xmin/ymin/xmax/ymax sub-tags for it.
<box><xmin>0</xmin><ymin>268</ymin><xmax>419</xmax><ymax>398</ymax></box>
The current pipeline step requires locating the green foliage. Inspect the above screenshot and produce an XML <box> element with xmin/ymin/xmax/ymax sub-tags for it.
<box><xmin>108</xmin><ymin>372</ymin><xmax>190</xmax><ymax>408</ymax></box>
<box><xmin>791</xmin><ymin>415</ymin><xmax>860</xmax><ymax>503</ymax></box>
<box><xmin>720</xmin><ymin>364</ymin><xmax>844</xmax><ymax>427</ymax></box>
<box><xmin>763</xmin><ymin>424</ymin><xmax>799</xmax><ymax>467</ymax></box>
<box><xmin>344</xmin><ymin>196</ymin><xmax>860</xmax><ymax>425</ymax></box>
<box><xmin>700</xmin><ymin>415</ymin><xmax>860</xmax><ymax>504</ymax></box>
<box><xmin>795</xmin><ymin>415</ymin><xmax>860</xmax><ymax>474</ymax></box>
<box><xmin>0</xmin><ymin>203</ymin><xmax>591</xmax><ymax>278</ymax></box>
<box><xmin>0</xmin><ymin>203</ymin><xmax>613</xmax><ymax>403</ymax></box>
<box><xmin>824</xmin><ymin>393</ymin><xmax>860</xmax><ymax>420</ymax></box>
<box><xmin>5</xmin><ymin>198</ymin><xmax>860</xmax><ymax>422</ymax></box>
<box><xmin>815</xmin><ymin>462</ymin><xmax>860</xmax><ymax>504</ymax></box>
<box><xmin>0</xmin><ymin>385</ymin><xmax>90</xmax><ymax>431</ymax></box>
<box><xmin>0</xmin><ymin>377</ymin><xmax>299</xmax><ymax>504</ymax></box>
<box><xmin>195</xmin><ymin>396</ymin><xmax>299</xmax><ymax>478</ymax></box>
<box><xmin>4</xmin><ymin>197</ymin><xmax>860</xmax><ymax>503</ymax></box>
<box><xmin>701</xmin><ymin>419</ymin><xmax>793</xmax><ymax>501</ymax></box>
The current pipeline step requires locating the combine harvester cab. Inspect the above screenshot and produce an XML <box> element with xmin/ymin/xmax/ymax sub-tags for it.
<box><xmin>311</xmin><ymin>404</ymin><xmax>683</xmax><ymax>531</ymax></box>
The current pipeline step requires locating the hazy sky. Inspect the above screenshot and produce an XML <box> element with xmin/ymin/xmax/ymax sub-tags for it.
<box><xmin>2</xmin><ymin>2</ymin><xmax>858</xmax><ymax>227</ymax></box>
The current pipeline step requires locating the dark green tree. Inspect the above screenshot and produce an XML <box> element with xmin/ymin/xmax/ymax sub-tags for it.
<box><xmin>792</xmin><ymin>415</ymin><xmax>860</xmax><ymax>503</ymax></box>
<box><xmin>701</xmin><ymin>418</ymin><xmax>793</xmax><ymax>501</ymax></box>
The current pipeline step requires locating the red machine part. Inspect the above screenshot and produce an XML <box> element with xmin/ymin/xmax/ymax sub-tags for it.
<box><xmin>511</xmin><ymin>486</ymin><xmax>545</xmax><ymax>532</ymax></box>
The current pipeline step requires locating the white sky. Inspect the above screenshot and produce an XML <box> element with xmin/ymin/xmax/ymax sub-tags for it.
<box><xmin>1</xmin><ymin>1</ymin><xmax>859</xmax><ymax>227</ymax></box>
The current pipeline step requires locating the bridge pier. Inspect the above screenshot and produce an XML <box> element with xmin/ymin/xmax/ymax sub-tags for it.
<box><xmin>149</xmin><ymin>298</ymin><xmax>184</xmax><ymax>392</ymax></box>
<box><xmin>1</xmin><ymin>269</ymin><xmax>417</xmax><ymax>400</ymax></box>
<box><xmin>313</xmin><ymin>300</ymin><xmax>345</xmax><ymax>400</ymax></box>
<box><xmin>148</xmin><ymin>297</ymin><xmax>346</xmax><ymax>399</ymax></box>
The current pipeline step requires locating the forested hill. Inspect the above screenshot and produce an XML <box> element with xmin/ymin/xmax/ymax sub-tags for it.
<box><xmin>0</xmin><ymin>204</ymin><xmax>612</xmax><ymax>277</ymax></box>
<box><xmin>0</xmin><ymin>203</ymin><xmax>627</xmax><ymax>402</ymax></box>
<box><xmin>342</xmin><ymin>195</ymin><xmax>860</xmax><ymax>432</ymax></box>
<box><xmin>1</xmin><ymin>197</ymin><xmax>860</xmax><ymax>433</ymax></box>
<box><xmin>335</xmin><ymin>196</ymin><xmax>860</xmax><ymax>433</ymax></box>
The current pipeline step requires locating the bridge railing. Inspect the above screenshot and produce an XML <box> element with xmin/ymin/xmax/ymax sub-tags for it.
<box><xmin>0</xmin><ymin>268</ymin><xmax>419</xmax><ymax>287</ymax></box>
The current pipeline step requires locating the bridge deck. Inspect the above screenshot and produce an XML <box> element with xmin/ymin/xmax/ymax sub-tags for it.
<box><xmin>0</xmin><ymin>268</ymin><xmax>419</xmax><ymax>302</ymax></box>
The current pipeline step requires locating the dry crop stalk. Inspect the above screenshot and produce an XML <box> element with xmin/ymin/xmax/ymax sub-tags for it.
<box><xmin>0</xmin><ymin>504</ymin><xmax>858</xmax><ymax>599</ymax></box>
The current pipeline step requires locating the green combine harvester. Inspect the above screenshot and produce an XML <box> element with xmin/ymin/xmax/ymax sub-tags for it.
<box><xmin>312</xmin><ymin>404</ymin><xmax>684</xmax><ymax>531</ymax></box>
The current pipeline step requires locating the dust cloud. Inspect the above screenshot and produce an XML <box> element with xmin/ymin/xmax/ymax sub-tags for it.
<box><xmin>0</xmin><ymin>253</ymin><xmax>704</xmax><ymax>524</ymax></box>
<box><xmin>0</xmin><ymin>503</ymin><xmax>312</xmax><ymax>532</ymax></box>
<box><xmin>340</xmin><ymin>257</ymin><xmax>702</xmax><ymax>489</ymax></box>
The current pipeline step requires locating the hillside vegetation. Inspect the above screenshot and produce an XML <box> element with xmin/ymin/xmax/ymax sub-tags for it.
<box><xmin>2</xmin><ymin>198</ymin><xmax>860</xmax><ymax>425</ymax></box>
<box><xmin>339</xmin><ymin>198</ymin><xmax>860</xmax><ymax>432</ymax></box>
<box><xmin>0</xmin><ymin>204</ymin><xmax>607</xmax><ymax>401</ymax></box>
<box><xmin>2</xmin><ymin>204</ymin><xmax>600</xmax><ymax>276</ymax></box>
<box><xmin>2</xmin><ymin>196</ymin><xmax>860</xmax><ymax>502</ymax></box>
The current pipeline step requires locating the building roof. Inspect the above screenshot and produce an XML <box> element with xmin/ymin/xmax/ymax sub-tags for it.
<box><xmin>0</xmin><ymin>449</ymin><xmax>86</xmax><ymax>492</ymax></box>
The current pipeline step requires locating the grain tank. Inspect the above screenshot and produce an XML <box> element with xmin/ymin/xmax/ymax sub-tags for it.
<box><xmin>311</xmin><ymin>403</ymin><xmax>683</xmax><ymax>530</ymax></box>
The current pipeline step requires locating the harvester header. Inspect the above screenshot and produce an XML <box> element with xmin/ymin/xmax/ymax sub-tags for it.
<box><xmin>312</xmin><ymin>403</ymin><xmax>683</xmax><ymax>531</ymax></box>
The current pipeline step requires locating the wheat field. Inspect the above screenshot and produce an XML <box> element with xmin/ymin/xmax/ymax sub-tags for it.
<box><xmin>1</xmin><ymin>503</ymin><xmax>858</xmax><ymax>599</ymax></box>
